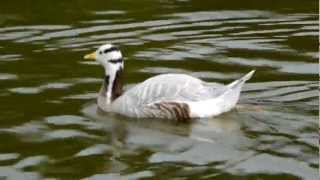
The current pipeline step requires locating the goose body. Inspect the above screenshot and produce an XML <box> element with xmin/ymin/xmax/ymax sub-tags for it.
<box><xmin>84</xmin><ymin>44</ymin><xmax>255</xmax><ymax>121</ymax></box>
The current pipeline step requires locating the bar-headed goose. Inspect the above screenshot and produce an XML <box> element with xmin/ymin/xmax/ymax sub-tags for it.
<box><xmin>84</xmin><ymin>44</ymin><xmax>255</xmax><ymax>121</ymax></box>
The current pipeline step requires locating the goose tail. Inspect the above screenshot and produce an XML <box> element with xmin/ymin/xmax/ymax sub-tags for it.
<box><xmin>188</xmin><ymin>70</ymin><xmax>255</xmax><ymax>118</ymax></box>
<box><xmin>227</xmin><ymin>70</ymin><xmax>255</xmax><ymax>90</ymax></box>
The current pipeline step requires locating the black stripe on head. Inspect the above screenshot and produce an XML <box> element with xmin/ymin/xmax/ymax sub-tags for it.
<box><xmin>109</xmin><ymin>58</ymin><xmax>123</xmax><ymax>64</ymax></box>
<box><xmin>104</xmin><ymin>46</ymin><xmax>119</xmax><ymax>54</ymax></box>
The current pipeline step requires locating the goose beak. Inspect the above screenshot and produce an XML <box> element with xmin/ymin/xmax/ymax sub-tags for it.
<box><xmin>84</xmin><ymin>52</ymin><xmax>96</xmax><ymax>60</ymax></box>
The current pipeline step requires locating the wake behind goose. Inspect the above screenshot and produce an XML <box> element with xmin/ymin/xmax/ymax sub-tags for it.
<box><xmin>84</xmin><ymin>44</ymin><xmax>255</xmax><ymax>121</ymax></box>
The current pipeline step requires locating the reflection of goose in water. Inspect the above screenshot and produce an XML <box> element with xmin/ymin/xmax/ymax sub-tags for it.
<box><xmin>81</xmin><ymin>102</ymin><xmax>248</xmax><ymax>166</ymax></box>
<box><xmin>84</xmin><ymin>44</ymin><xmax>255</xmax><ymax>121</ymax></box>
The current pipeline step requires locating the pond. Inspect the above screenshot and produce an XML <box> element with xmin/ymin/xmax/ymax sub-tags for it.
<box><xmin>0</xmin><ymin>0</ymin><xmax>318</xmax><ymax>179</ymax></box>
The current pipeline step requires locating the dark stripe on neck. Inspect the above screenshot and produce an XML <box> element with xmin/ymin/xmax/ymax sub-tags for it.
<box><xmin>109</xmin><ymin>58</ymin><xmax>123</xmax><ymax>64</ymax></box>
<box><xmin>104</xmin><ymin>46</ymin><xmax>119</xmax><ymax>54</ymax></box>
<box><xmin>104</xmin><ymin>75</ymin><xmax>110</xmax><ymax>90</ymax></box>
<box><xmin>102</xmin><ymin>69</ymin><xmax>123</xmax><ymax>101</ymax></box>
<box><xmin>111</xmin><ymin>68</ymin><xmax>123</xmax><ymax>100</ymax></box>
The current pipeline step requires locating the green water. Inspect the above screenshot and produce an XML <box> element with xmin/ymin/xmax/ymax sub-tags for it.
<box><xmin>0</xmin><ymin>0</ymin><xmax>318</xmax><ymax>179</ymax></box>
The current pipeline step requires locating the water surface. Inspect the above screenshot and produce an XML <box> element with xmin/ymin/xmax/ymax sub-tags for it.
<box><xmin>0</xmin><ymin>0</ymin><xmax>318</xmax><ymax>179</ymax></box>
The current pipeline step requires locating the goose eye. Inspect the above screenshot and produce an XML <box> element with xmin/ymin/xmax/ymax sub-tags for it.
<box><xmin>99</xmin><ymin>51</ymin><xmax>102</xmax><ymax>55</ymax></box>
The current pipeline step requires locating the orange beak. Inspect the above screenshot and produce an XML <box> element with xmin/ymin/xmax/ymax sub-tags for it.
<box><xmin>83</xmin><ymin>52</ymin><xmax>96</xmax><ymax>60</ymax></box>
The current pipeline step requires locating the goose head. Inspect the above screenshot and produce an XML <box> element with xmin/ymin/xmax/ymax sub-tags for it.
<box><xmin>84</xmin><ymin>44</ymin><xmax>124</xmax><ymax>104</ymax></box>
<box><xmin>84</xmin><ymin>43</ymin><xmax>123</xmax><ymax>75</ymax></box>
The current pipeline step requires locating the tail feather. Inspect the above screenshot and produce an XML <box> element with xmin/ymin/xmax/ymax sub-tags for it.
<box><xmin>188</xmin><ymin>70</ymin><xmax>255</xmax><ymax>118</ymax></box>
<box><xmin>227</xmin><ymin>70</ymin><xmax>255</xmax><ymax>89</ymax></box>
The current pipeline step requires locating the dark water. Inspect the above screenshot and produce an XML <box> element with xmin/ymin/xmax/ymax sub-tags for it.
<box><xmin>0</xmin><ymin>0</ymin><xmax>318</xmax><ymax>179</ymax></box>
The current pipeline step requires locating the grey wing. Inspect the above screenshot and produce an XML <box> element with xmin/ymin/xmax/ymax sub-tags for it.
<box><xmin>123</xmin><ymin>74</ymin><xmax>227</xmax><ymax>106</ymax></box>
<box><xmin>204</xmin><ymin>82</ymin><xmax>228</xmax><ymax>98</ymax></box>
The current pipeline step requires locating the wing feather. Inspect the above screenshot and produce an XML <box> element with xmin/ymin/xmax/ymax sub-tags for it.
<box><xmin>121</xmin><ymin>74</ymin><xmax>225</xmax><ymax>106</ymax></box>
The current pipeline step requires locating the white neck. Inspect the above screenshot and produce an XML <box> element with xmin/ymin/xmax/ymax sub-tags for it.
<box><xmin>103</xmin><ymin>62</ymin><xmax>123</xmax><ymax>104</ymax></box>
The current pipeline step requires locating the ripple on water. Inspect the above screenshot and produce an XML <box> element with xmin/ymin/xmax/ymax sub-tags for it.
<box><xmin>62</xmin><ymin>92</ymin><xmax>98</xmax><ymax>100</ymax></box>
<box><xmin>0</xmin><ymin>73</ymin><xmax>18</xmax><ymax>80</ymax></box>
<box><xmin>14</xmin><ymin>155</ymin><xmax>48</xmax><ymax>169</ymax></box>
<box><xmin>0</xmin><ymin>54</ymin><xmax>22</xmax><ymax>62</ymax></box>
<box><xmin>149</xmin><ymin>142</ymin><xmax>253</xmax><ymax>165</ymax></box>
<box><xmin>45</xmin><ymin>115</ymin><xmax>87</xmax><ymax>126</ymax></box>
<box><xmin>0</xmin><ymin>167</ymin><xmax>40</xmax><ymax>180</ymax></box>
<box><xmin>0</xmin><ymin>25</ymin><xmax>71</xmax><ymax>42</ymax></box>
<box><xmin>92</xmin><ymin>10</ymin><xmax>127</xmax><ymax>15</ymax></box>
<box><xmin>75</xmin><ymin>144</ymin><xmax>112</xmax><ymax>157</ymax></box>
<box><xmin>214</xmin><ymin>57</ymin><xmax>317</xmax><ymax>74</ymax></box>
<box><xmin>0</xmin><ymin>25</ymin><xmax>71</xmax><ymax>32</ymax></box>
<box><xmin>9</xmin><ymin>87</ymin><xmax>42</xmax><ymax>94</ymax></box>
<box><xmin>0</xmin><ymin>153</ymin><xmax>20</xmax><ymax>161</ymax></box>
<box><xmin>87</xmin><ymin>171</ymin><xmax>154</xmax><ymax>180</ymax></box>
<box><xmin>228</xmin><ymin>154</ymin><xmax>318</xmax><ymax>180</ymax></box>
<box><xmin>0</xmin><ymin>30</ymin><xmax>41</xmax><ymax>41</ymax></box>
<box><xmin>243</xmin><ymin>81</ymin><xmax>318</xmax><ymax>101</ymax></box>
<box><xmin>8</xmin><ymin>78</ymin><xmax>99</xmax><ymax>95</ymax></box>
<box><xmin>9</xmin><ymin>82</ymin><xmax>72</xmax><ymax>94</ymax></box>
<box><xmin>45</xmin><ymin>115</ymin><xmax>101</xmax><ymax>130</ymax></box>
<box><xmin>0</xmin><ymin>121</ymin><xmax>48</xmax><ymax>142</ymax></box>
<box><xmin>170</xmin><ymin>10</ymin><xmax>273</xmax><ymax>21</ymax></box>
<box><xmin>44</xmin><ymin>129</ymin><xmax>99</xmax><ymax>140</ymax></box>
